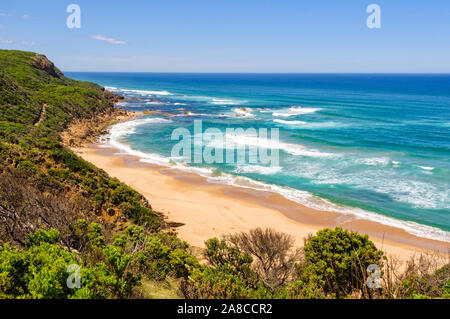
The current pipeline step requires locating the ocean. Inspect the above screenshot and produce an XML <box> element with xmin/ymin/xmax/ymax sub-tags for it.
<box><xmin>67</xmin><ymin>72</ymin><xmax>450</xmax><ymax>242</ymax></box>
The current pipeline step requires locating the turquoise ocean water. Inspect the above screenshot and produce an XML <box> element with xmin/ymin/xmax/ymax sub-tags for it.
<box><xmin>67</xmin><ymin>73</ymin><xmax>450</xmax><ymax>242</ymax></box>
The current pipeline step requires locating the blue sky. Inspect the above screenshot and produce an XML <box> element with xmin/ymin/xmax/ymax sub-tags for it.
<box><xmin>1</xmin><ymin>0</ymin><xmax>450</xmax><ymax>73</ymax></box>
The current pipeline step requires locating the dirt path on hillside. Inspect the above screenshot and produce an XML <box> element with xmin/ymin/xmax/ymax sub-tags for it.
<box><xmin>34</xmin><ymin>103</ymin><xmax>47</xmax><ymax>126</ymax></box>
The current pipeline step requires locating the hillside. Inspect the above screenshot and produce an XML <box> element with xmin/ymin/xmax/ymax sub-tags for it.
<box><xmin>0</xmin><ymin>50</ymin><xmax>121</xmax><ymax>137</ymax></box>
<box><xmin>0</xmin><ymin>50</ymin><xmax>184</xmax><ymax>298</ymax></box>
<box><xmin>0</xmin><ymin>49</ymin><xmax>162</xmax><ymax>238</ymax></box>
<box><xmin>0</xmin><ymin>50</ymin><xmax>447</xmax><ymax>300</ymax></box>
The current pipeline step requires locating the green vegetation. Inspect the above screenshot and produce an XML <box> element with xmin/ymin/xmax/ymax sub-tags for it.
<box><xmin>180</xmin><ymin>227</ymin><xmax>449</xmax><ymax>299</ymax></box>
<box><xmin>0</xmin><ymin>49</ymin><xmax>159</xmax><ymax>237</ymax></box>
<box><xmin>0</xmin><ymin>49</ymin><xmax>448</xmax><ymax>299</ymax></box>
<box><xmin>0</xmin><ymin>223</ymin><xmax>196</xmax><ymax>299</ymax></box>
<box><xmin>300</xmin><ymin>228</ymin><xmax>384</xmax><ymax>298</ymax></box>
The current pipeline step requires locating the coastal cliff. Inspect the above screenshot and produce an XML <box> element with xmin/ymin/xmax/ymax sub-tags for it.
<box><xmin>0</xmin><ymin>49</ymin><xmax>187</xmax><ymax>298</ymax></box>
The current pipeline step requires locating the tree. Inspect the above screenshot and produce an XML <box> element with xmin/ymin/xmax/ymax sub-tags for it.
<box><xmin>301</xmin><ymin>227</ymin><xmax>384</xmax><ymax>298</ymax></box>
<box><xmin>204</xmin><ymin>237</ymin><xmax>253</xmax><ymax>275</ymax></box>
<box><xmin>227</xmin><ymin>228</ymin><xmax>301</xmax><ymax>289</ymax></box>
<box><xmin>181</xmin><ymin>237</ymin><xmax>267</xmax><ymax>299</ymax></box>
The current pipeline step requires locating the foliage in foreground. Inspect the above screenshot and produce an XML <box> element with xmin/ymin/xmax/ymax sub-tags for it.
<box><xmin>0</xmin><ymin>225</ymin><xmax>448</xmax><ymax>299</ymax></box>
<box><xmin>300</xmin><ymin>227</ymin><xmax>385</xmax><ymax>298</ymax></box>
<box><xmin>0</xmin><ymin>222</ymin><xmax>196</xmax><ymax>299</ymax></box>
<box><xmin>180</xmin><ymin>227</ymin><xmax>449</xmax><ymax>299</ymax></box>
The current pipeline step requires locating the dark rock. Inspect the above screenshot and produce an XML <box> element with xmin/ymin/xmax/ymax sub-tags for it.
<box><xmin>31</xmin><ymin>54</ymin><xmax>64</xmax><ymax>78</ymax></box>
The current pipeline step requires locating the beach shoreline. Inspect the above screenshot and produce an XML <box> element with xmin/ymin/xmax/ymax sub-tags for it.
<box><xmin>70</xmin><ymin>124</ymin><xmax>450</xmax><ymax>261</ymax></box>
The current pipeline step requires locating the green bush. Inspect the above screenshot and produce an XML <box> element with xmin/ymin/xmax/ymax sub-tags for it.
<box><xmin>183</xmin><ymin>266</ymin><xmax>270</xmax><ymax>299</ymax></box>
<box><xmin>0</xmin><ymin>229</ymin><xmax>119</xmax><ymax>299</ymax></box>
<box><xmin>144</xmin><ymin>236</ymin><xmax>198</xmax><ymax>280</ymax></box>
<box><xmin>204</xmin><ymin>237</ymin><xmax>253</xmax><ymax>275</ymax></box>
<box><xmin>1</xmin><ymin>224</ymin><xmax>195</xmax><ymax>299</ymax></box>
<box><xmin>301</xmin><ymin>227</ymin><xmax>384</xmax><ymax>298</ymax></box>
<box><xmin>112</xmin><ymin>185</ymin><xmax>141</xmax><ymax>205</ymax></box>
<box><xmin>16</xmin><ymin>159</ymin><xmax>38</xmax><ymax>175</ymax></box>
<box><xmin>119</xmin><ymin>202</ymin><xmax>160</xmax><ymax>230</ymax></box>
<box><xmin>276</xmin><ymin>280</ymin><xmax>326</xmax><ymax>299</ymax></box>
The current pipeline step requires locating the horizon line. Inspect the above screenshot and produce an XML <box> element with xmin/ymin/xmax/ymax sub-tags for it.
<box><xmin>63</xmin><ymin>71</ymin><xmax>450</xmax><ymax>75</ymax></box>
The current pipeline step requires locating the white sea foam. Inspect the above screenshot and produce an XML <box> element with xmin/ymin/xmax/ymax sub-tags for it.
<box><xmin>272</xmin><ymin>106</ymin><xmax>322</xmax><ymax>117</ymax></box>
<box><xmin>358</xmin><ymin>157</ymin><xmax>391</xmax><ymax>166</ymax></box>
<box><xmin>419</xmin><ymin>166</ymin><xmax>435</xmax><ymax>171</ymax></box>
<box><xmin>119</xmin><ymin>89</ymin><xmax>172</xmax><ymax>96</ymax></box>
<box><xmin>278</xmin><ymin>142</ymin><xmax>335</xmax><ymax>158</ymax></box>
<box><xmin>274</xmin><ymin>120</ymin><xmax>344</xmax><ymax>129</ymax></box>
<box><xmin>308</xmin><ymin>161</ymin><xmax>448</xmax><ymax>210</ymax></box>
<box><xmin>172</xmin><ymin>95</ymin><xmax>242</xmax><ymax>106</ymax></box>
<box><xmin>104</xmin><ymin>118</ymin><xmax>173</xmax><ymax>165</ymax></box>
<box><xmin>174</xmin><ymin>111</ymin><xmax>208</xmax><ymax>117</ymax></box>
<box><xmin>212</xmin><ymin>98</ymin><xmax>240</xmax><ymax>105</ymax></box>
<box><xmin>173</xmin><ymin>163</ymin><xmax>216</xmax><ymax>175</ymax></box>
<box><xmin>274</xmin><ymin>119</ymin><xmax>308</xmax><ymax>125</ymax></box>
<box><xmin>217</xmin><ymin>132</ymin><xmax>337</xmax><ymax>158</ymax></box>
<box><xmin>107</xmin><ymin>139</ymin><xmax>171</xmax><ymax>166</ymax></box>
<box><xmin>109</xmin><ymin>117</ymin><xmax>172</xmax><ymax>137</ymax></box>
<box><xmin>234</xmin><ymin>165</ymin><xmax>283</xmax><ymax>175</ymax></box>
<box><xmin>387</xmin><ymin>180</ymin><xmax>447</xmax><ymax>210</ymax></box>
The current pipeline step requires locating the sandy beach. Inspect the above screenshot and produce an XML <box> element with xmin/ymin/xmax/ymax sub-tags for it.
<box><xmin>72</xmin><ymin>141</ymin><xmax>449</xmax><ymax>262</ymax></box>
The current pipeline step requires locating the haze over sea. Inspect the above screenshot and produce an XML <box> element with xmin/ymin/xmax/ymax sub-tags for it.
<box><xmin>68</xmin><ymin>73</ymin><xmax>450</xmax><ymax>242</ymax></box>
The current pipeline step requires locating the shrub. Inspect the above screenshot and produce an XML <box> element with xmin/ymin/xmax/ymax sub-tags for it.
<box><xmin>144</xmin><ymin>236</ymin><xmax>198</xmax><ymax>280</ymax></box>
<box><xmin>301</xmin><ymin>227</ymin><xmax>384</xmax><ymax>298</ymax></box>
<box><xmin>204</xmin><ymin>237</ymin><xmax>253</xmax><ymax>275</ymax></box>
<box><xmin>26</xmin><ymin>228</ymin><xmax>60</xmax><ymax>247</ymax></box>
<box><xmin>119</xmin><ymin>202</ymin><xmax>160</xmax><ymax>230</ymax></box>
<box><xmin>181</xmin><ymin>266</ymin><xmax>270</xmax><ymax>299</ymax></box>
<box><xmin>227</xmin><ymin>228</ymin><xmax>301</xmax><ymax>289</ymax></box>
<box><xmin>16</xmin><ymin>160</ymin><xmax>37</xmax><ymax>175</ymax></box>
<box><xmin>276</xmin><ymin>279</ymin><xmax>326</xmax><ymax>299</ymax></box>
<box><xmin>112</xmin><ymin>185</ymin><xmax>140</xmax><ymax>205</ymax></box>
<box><xmin>382</xmin><ymin>253</ymin><xmax>450</xmax><ymax>299</ymax></box>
